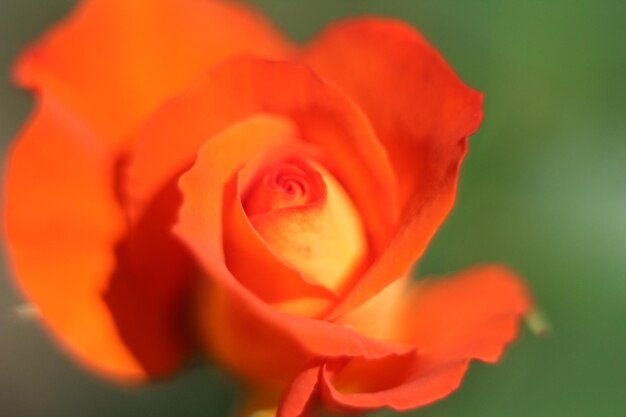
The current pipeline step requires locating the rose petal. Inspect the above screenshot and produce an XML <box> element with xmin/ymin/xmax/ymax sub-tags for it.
<box><xmin>304</xmin><ymin>18</ymin><xmax>484</xmax><ymax>316</ymax></box>
<box><xmin>315</xmin><ymin>266</ymin><xmax>530</xmax><ymax>411</ymax></box>
<box><xmin>15</xmin><ymin>0</ymin><xmax>292</xmax><ymax>148</ymax></box>
<box><xmin>100</xmin><ymin>175</ymin><xmax>196</xmax><ymax>378</ymax></box>
<box><xmin>394</xmin><ymin>265</ymin><xmax>531</xmax><ymax>363</ymax></box>
<box><xmin>305</xmin><ymin>18</ymin><xmax>482</xmax><ymax>208</ymax></box>
<box><xmin>4</xmin><ymin>98</ymin><xmax>197</xmax><ymax>380</ymax></box>
<box><xmin>277</xmin><ymin>354</ymin><xmax>467</xmax><ymax>415</ymax></box>
<box><xmin>277</xmin><ymin>363</ymin><xmax>322</xmax><ymax>417</ymax></box>
<box><xmin>320</xmin><ymin>356</ymin><xmax>469</xmax><ymax>412</ymax></box>
<box><xmin>331</xmin><ymin>277</ymin><xmax>409</xmax><ymax>340</ymax></box>
<box><xmin>3</xmin><ymin>95</ymin><xmax>146</xmax><ymax>379</ymax></box>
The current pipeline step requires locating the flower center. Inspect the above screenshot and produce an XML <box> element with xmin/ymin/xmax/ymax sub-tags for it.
<box><xmin>243</xmin><ymin>157</ymin><xmax>367</xmax><ymax>293</ymax></box>
<box><xmin>269</xmin><ymin>164</ymin><xmax>307</xmax><ymax>196</ymax></box>
<box><xmin>249</xmin><ymin>161</ymin><xmax>325</xmax><ymax>213</ymax></box>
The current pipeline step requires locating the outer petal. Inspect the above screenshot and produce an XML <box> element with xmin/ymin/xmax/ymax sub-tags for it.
<box><xmin>320</xmin><ymin>357</ymin><xmax>468</xmax><ymax>412</ymax></box>
<box><xmin>15</xmin><ymin>0</ymin><xmax>292</xmax><ymax>147</ymax></box>
<box><xmin>3</xmin><ymin>95</ymin><xmax>142</xmax><ymax>378</ymax></box>
<box><xmin>277</xmin><ymin>355</ymin><xmax>467</xmax><ymax>416</ymax></box>
<box><xmin>305</xmin><ymin>266</ymin><xmax>530</xmax><ymax>412</ymax></box>
<box><xmin>303</xmin><ymin>19</ymin><xmax>484</xmax><ymax>316</ymax></box>
<box><xmin>276</xmin><ymin>364</ymin><xmax>321</xmax><ymax>417</ymax></box>
<box><xmin>5</xmin><ymin>0</ymin><xmax>292</xmax><ymax>381</ymax></box>
<box><xmin>394</xmin><ymin>265</ymin><xmax>531</xmax><ymax>363</ymax></box>
<box><xmin>175</xmin><ymin>115</ymin><xmax>413</xmax><ymax>387</ymax></box>
<box><xmin>99</xmin><ymin>175</ymin><xmax>197</xmax><ymax>379</ymax></box>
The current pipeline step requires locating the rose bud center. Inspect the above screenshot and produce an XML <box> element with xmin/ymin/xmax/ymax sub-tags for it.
<box><xmin>243</xmin><ymin>157</ymin><xmax>367</xmax><ymax>292</ymax></box>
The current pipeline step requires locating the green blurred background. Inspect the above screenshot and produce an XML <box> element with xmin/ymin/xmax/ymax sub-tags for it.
<box><xmin>1</xmin><ymin>0</ymin><xmax>624</xmax><ymax>416</ymax></box>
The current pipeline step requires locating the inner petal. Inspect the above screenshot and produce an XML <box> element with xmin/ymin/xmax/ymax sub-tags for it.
<box><xmin>245</xmin><ymin>159</ymin><xmax>325</xmax><ymax>214</ymax></box>
<box><xmin>242</xmin><ymin>157</ymin><xmax>367</xmax><ymax>293</ymax></box>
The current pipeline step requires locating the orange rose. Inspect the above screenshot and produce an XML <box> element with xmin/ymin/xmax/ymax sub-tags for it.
<box><xmin>4</xmin><ymin>1</ymin><xmax>530</xmax><ymax>416</ymax></box>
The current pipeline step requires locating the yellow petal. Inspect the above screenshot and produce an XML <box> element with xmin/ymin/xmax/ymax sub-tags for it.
<box><xmin>250</xmin><ymin>161</ymin><xmax>367</xmax><ymax>293</ymax></box>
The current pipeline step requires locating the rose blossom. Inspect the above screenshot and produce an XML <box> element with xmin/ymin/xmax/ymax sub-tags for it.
<box><xmin>3</xmin><ymin>1</ymin><xmax>530</xmax><ymax>416</ymax></box>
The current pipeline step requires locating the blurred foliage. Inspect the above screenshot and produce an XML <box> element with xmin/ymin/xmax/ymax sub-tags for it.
<box><xmin>1</xmin><ymin>0</ymin><xmax>624</xmax><ymax>416</ymax></box>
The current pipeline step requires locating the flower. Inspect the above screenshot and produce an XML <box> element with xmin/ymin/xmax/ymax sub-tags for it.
<box><xmin>3</xmin><ymin>0</ymin><xmax>530</xmax><ymax>416</ymax></box>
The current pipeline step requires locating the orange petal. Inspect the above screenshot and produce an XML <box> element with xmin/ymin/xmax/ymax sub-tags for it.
<box><xmin>130</xmin><ymin>56</ymin><xmax>396</xmax><ymax>259</ymax></box>
<box><xmin>331</xmin><ymin>277</ymin><xmax>409</xmax><ymax>340</ymax></box>
<box><xmin>16</xmin><ymin>0</ymin><xmax>292</xmax><ymax>148</ymax></box>
<box><xmin>175</xmin><ymin>115</ymin><xmax>412</xmax><ymax>387</ymax></box>
<box><xmin>277</xmin><ymin>354</ymin><xmax>466</xmax><ymax>414</ymax></box>
<box><xmin>320</xmin><ymin>356</ymin><xmax>469</xmax><ymax>412</ymax></box>
<box><xmin>275</xmin><ymin>355</ymin><xmax>468</xmax><ymax>414</ymax></box>
<box><xmin>394</xmin><ymin>265</ymin><xmax>531</xmax><ymax>363</ymax></box>
<box><xmin>285</xmin><ymin>266</ymin><xmax>529</xmax><ymax>412</ymax></box>
<box><xmin>3</xmin><ymin>95</ymin><xmax>144</xmax><ymax>379</ymax></box>
<box><xmin>277</xmin><ymin>363</ymin><xmax>321</xmax><ymax>417</ymax></box>
<box><xmin>101</xmin><ymin>176</ymin><xmax>196</xmax><ymax>379</ymax></box>
<box><xmin>196</xmin><ymin>269</ymin><xmax>413</xmax><ymax>389</ymax></box>
<box><xmin>304</xmin><ymin>19</ymin><xmax>483</xmax><ymax>316</ymax></box>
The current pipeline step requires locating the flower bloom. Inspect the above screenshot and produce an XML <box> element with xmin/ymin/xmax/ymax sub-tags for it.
<box><xmin>3</xmin><ymin>0</ymin><xmax>530</xmax><ymax>415</ymax></box>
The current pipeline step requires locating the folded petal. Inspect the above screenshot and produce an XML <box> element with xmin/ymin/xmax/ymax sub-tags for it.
<box><xmin>320</xmin><ymin>356</ymin><xmax>468</xmax><ymax>412</ymax></box>
<box><xmin>3</xmin><ymin>96</ymin><xmax>142</xmax><ymax>379</ymax></box>
<box><xmin>16</xmin><ymin>0</ymin><xmax>292</xmax><ymax>148</ymax></box>
<box><xmin>315</xmin><ymin>266</ymin><xmax>529</xmax><ymax>411</ymax></box>
<box><xmin>100</xmin><ymin>175</ymin><xmax>196</xmax><ymax>378</ymax></box>
<box><xmin>277</xmin><ymin>354</ymin><xmax>467</xmax><ymax>414</ymax></box>
<box><xmin>304</xmin><ymin>19</ymin><xmax>483</xmax><ymax>316</ymax></box>
<box><xmin>394</xmin><ymin>265</ymin><xmax>531</xmax><ymax>363</ymax></box>
<box><xmin>277</xmin><ymin>364</ymin><xmax>321</xmax><ymax>417</ymax></box>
